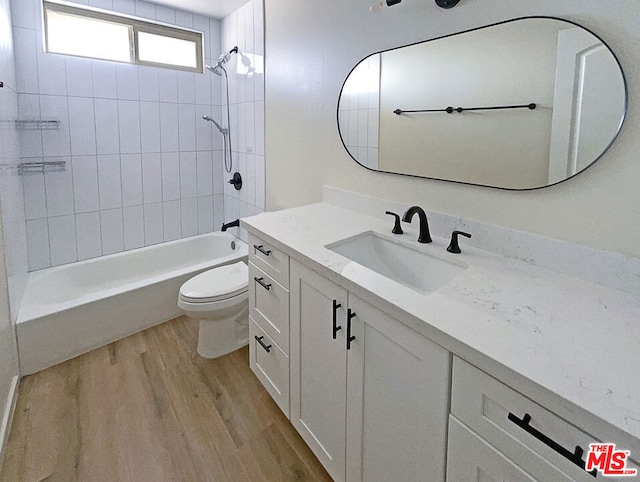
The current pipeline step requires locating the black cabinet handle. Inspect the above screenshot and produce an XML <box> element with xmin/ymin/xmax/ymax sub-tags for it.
<box><xmin>346</xmin><ymin>309</ymin><xmax>356</xmax><ymax>350</ymax></box>
<box><xmin>508</xmin><ymin>412</ymin><xmax>596</xmax><ymax>477</ymax></box>
<box><xmin>332</xmin><ymin>300</ymin><xmax>342</xmax><ymax>339</ymax></box>
<box><xmin>254</xmin><ymin>244</ymin><xmax>271</xmax><ymax>256</ymax></box>
<box><xmin>254</xmin><ymin>276</ymin><xmax>272</xmax><ymax>290</ymax></box>
<box><xmin>255</xmin><ymin>335</ymin><xmax>272</xmax><ymax>353</ymax></box>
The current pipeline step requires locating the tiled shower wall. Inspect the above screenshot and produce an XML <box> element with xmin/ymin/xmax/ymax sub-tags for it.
<box><xmin>12</xmin><ymin>0</ymin><xmax>229</xmax><ymax>270</ymax></box>
<box><xmin>221</xmin><ymin>0</ymin><xmax>265</xmax><ymax>242</ymax></box>
<box><xmin>0</xmin><ymin>0</ymin><xmax>29</xmax><ymax>322</ymax></box>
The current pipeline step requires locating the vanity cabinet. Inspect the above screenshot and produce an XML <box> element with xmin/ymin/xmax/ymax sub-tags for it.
<box><xmin>289</xmin><ymin>259</ymin><xmax>450</xmax><ymax>482</ymax></box>
<box><xmin>248</xmin><ymin>235</ymin><xmax>291</xmax><ymax>417</ymax></box>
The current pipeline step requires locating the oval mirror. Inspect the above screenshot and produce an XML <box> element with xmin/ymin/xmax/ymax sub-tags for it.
<box><xmin>337</xmin><ymin>17</ymin><xmax>627</xmax><ymax>190</ymax></box>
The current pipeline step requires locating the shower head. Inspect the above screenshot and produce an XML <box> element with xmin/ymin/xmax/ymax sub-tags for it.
<box><xmin>202</xmin><ymin>115</ymin><xmax>228</xmax><ymax>135</ymax></box>
<box><xmin>205</xmin><ymin>46</ymin><xmax>239</xmax><ymax>76</ymax></box>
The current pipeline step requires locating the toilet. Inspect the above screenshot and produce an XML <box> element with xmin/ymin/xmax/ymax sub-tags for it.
<box><xmin>178</xmin><ymin>261</ymin><xmax>249</xmax><ymax>359</ymax></box>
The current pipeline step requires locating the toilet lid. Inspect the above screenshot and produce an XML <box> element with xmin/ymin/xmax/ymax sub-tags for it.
<box><xmin>179</xmin><ymin>261</ymin><xmax>248</xmax><ymax>302</ymax></box>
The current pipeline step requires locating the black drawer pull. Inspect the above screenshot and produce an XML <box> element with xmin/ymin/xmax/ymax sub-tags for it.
<box><xmin>346</xmin><ymin>309</ymin><xmax>356</xmax><ymax>350</ymax></box>
<box><xmin>508</xmin><ymin>412</ymin><xmax>596</xmax><ymax>477</ymax></box>
<box><xmin>332</xmin><ymin>300</ymin><xmax>342</xmax><ymax>339</ymax></box>
<box><xmin>254</xmin><ymin>277</ymin><xmax>272</xmax><ymax>290</ymax></box>
<box><xmin>255</xmin><ymin>335</ymin><xmax>272</xmax><ymax>353</ymax></box>
<box><xmin>254</xmin><ymin>244</ymin><xmax>271</xmax><ymax>256</ymax></box>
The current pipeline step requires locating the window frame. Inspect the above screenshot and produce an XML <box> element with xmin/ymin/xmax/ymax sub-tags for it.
<box><xmin>43</xmin><ymin>1</ymin><xmax>204</xmax><ymax>73</ymax></box>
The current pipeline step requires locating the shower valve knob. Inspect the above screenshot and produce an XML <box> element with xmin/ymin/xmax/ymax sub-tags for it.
<box><xmin>228</xmin><ymin>172</ymin><xmax>242</xmax><ymax>190</ymax></box>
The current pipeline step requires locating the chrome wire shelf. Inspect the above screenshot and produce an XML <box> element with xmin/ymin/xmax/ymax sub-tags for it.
<box><xmin>15</xmin><ymin>120</ymin><xmax>61</xmax><ymax>130</ymax></box>
<box><xmin>18</xmin><ymin>161</ymin><xmax>66</xmax><ymax>175</ymax></box>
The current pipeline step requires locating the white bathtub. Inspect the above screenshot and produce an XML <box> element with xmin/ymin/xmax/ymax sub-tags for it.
<box><xmin>17</xmin><ymin>232</ymin><xmax>248</xmax><ymax>375</ymax></box>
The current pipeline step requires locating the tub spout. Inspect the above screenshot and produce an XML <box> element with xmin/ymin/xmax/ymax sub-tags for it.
<box><xmin>221</xmin><ymin>219</ymin><xmax>240</xmax><ymax>231</ymax></box>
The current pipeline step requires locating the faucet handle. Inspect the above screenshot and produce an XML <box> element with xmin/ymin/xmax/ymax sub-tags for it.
<box><xmin>447</xmin><ymin>231</ymin><xmax>471</xmax><ymax>253</ymax></box>
<box><xmin>385</xmin><ymin>211</ymin><xmax>404</xmax><ymax>234</ymax></box>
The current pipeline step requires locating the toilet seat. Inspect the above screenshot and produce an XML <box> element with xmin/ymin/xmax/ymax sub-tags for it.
<box><xmin>179</xmin><ymin>261</ymin><xmax>248</xmax><ymax>303</ymax></box>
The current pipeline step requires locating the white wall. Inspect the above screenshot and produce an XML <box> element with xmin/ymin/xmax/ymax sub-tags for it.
<box><xmin>265</xmin><ymin>1</ymin><xmax>640</xmax><ymax>259</ymax></box>
<box><xmin>12</xmin><ymin>0</ymin><xmax>227</xmax><ymax>270</ymax></box>
<box><xmin>221</xmin><ymin>0</ymin><xmax>265</xmax><ymax>238</ymax></box>
<box><xmin>0</xmin><ymin>0</ymin><xmax>23</xmax><ymax>459</ymax></box>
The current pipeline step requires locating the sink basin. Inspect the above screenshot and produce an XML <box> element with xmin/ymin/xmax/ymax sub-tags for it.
<box><xmin>327</xmin><ymin>232</ymin><xmax>467</xmax><ymax>294</ymax></box>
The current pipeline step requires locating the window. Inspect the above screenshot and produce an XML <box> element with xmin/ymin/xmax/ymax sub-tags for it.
<box><xmin>43</xmin><ymin>1</ymin><xmax>203</xmax><ymax>72</ymax></box>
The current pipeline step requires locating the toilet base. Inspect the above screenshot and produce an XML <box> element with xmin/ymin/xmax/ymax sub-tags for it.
<box><xmin>196</xmin><ymin>305</ymin><xmax>249</xmax><ymax>359</ymax></box>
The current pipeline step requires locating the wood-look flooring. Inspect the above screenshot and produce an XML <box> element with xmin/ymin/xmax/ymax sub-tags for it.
<box><xmin>0</xmin><ymin>316</ymin><xmax>332</xmax><ymax>482</ymax></box>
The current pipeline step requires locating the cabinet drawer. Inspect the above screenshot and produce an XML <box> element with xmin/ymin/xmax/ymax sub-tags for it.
<box><xmin>447</xmin><ymin>416</ymin><xmax>567</xmax><ymax>481</ymax></box>
<box><xmin>452</xmin><ymin>357</ymin><xmax>624</xmax><ymax>481</ymax></box>
<box><xmin>249</xmin><ymin>318</ymin><xmax>289</xmax><ymax>418</ymax></box>
<box><xmin>249</xmin><ymin>234</ymin><xmax>289</xmax><ymax>288</ymax></box>
<box><xmin>249</xmin><ymin>262</ymin><xmax>289</xmax><ymax>354</ymax></box>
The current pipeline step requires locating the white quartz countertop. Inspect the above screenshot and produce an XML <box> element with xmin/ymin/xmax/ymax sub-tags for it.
<box><xmin>241</xmin><ymin>202</ymin><xmax>640</xmax><ymax>451</ymax></box>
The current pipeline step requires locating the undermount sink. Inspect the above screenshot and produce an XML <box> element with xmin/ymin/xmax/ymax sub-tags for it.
<box><xmin>326</xmin><ymin>232</ymin><xmax>467</xmax><ymax>294</ymax></box>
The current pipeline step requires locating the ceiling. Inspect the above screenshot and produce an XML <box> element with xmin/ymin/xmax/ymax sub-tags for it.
<box><xmin>149</xmin><ymin>0</ymin><xmax>250</xmax><ymax>19</ymax></box>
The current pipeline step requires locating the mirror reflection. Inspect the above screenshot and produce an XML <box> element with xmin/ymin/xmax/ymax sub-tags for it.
<box><xmin>338</xmin><ymin>17</ymin><xmax>626</xmax><ymax>190</ymax></box>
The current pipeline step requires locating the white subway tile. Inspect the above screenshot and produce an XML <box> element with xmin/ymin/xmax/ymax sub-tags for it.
<box><xmin>255</xmin><ymin>154</ymin><xmax>265</xmax><ymax>210</ymax></box>
<box><xmin>196</xmin><ymin>151</ymin><xmax>213</xmax><ymax>196</ymax></box>
<box><xmin>68</xmin><ymin>97</ymin><xmax>97</xmax><ymax>156</ymax></box>
<box><xmin>178</xmin><ymin>103</ymin><xmax>196</xmax><ymax>152</ymax></box>
<box><xmin>72</xmin><ymin>155</ymin><xmax>99</xmax><ymax>213</ymax></box>
<box><xmin>40</xmin><ymin>95</ymin><xmax>71</xmax><ymax>157</ymax></box>
<box><xmin>197</xmin><ymin>196</ymin><xmax>213</xmax><ymax>234</ymax></box>
<box><xmin>195</xmin><ymin>73</ymin><xmax>212</xmax><ymax>106</ymax></box>
<box><xmin>26</xmin><ymin>219</ymin><xmax>50</xmax><ymax>270</ymax></box>
<box><xmin>37</xmin><ymin>45</ymin><xmax>67</xmax><ymax>96</ymax></box>
<box><xmin>246</xmin><ymin>154</ymin><xmax>256</xmax><ymax>207</ymax></box>
<box><xmin>177</xmin><ymin>71</ymin><xmax>196</xmax><ymax>104</ymax></box>
<box><xmin>161</xmin><ymin>152</ymin><xmax>180</xmax><ymax>201</ymax></box>
<box><xmin>155</xmin><ymin>5</ymin><xmax>176</xmax><ymax>24</ymax></box>
<box><xmin>212</xmin><ymin>151</ymin><xmax>225</xmax><ymax>195</ymax></box>
<box><xmin>162</xmin><ymin>200</ymin><xmax>181</xmax><ymax>241</ymax></box>
<box><xmin>94</xmin><ymin>98</ymin><xmax>120</xmax><ymax>155</ymax></box>
<box><xmin>255</xmin><ymin>100</ymin><xmax>264</xmax><ymax>155</ymax></box>
<box><xmin>245</xmin><ymin>102</ymin><xmax>255</xmax><ymax>153</ymax></box>
<box><xmin>112</xmin><ymin>0</ymin><xmax>135</xmax><ymax>14</ymax></box>
<box><xmin>49</xmin><ymin>215</ymin><xmax>77</xmax><ymax>266</ymax></box>
<box><xmin>158</xmin><ymin>69</ymin><xmax>178</xmax><ymax>103</ymax></box>
<box><xmin>140</xmin><ymin>102</ymin><xmax>161</xmax><ymax>154</ymax></box>
<box><xmin>44</xmin><ymin>164</ymin><xmax>74</xmax><ymax>216</ymax></box>
<box><xmin>92</xmin><ymin>61</ymin><xmax>117</xmax><ymax>99</ymax></box>
<box><xmin>135</xmin><ymin>1</ymin><xmax>156</xmax><ymax>19</ymax></box>
<box><xmin>116</xmin><ymin>64</ymin><xmax>139</xmax><ymax>101</ymax></box>
<box><xmin>118</xmin><ymin>100</ymin><xmax>141</xmax><ymax>154</ymax></box>
<box><xmin>174</xmin><ymin>10</ymin><xmax>193</xmax><ymax>28</ymax></box>
<box><xmin>76</xmin><ymin>212</ymin><xmax>102</xmax><ymax>260</ymax></box>
<box><xmin>17</xmin><ymin>94</ymin><xmax>43</xmax><ymax>157</ymax></box>
<box><xmin>121</xmin><ymin>154</ymin><xmax>143</xmax><ymax>206</ymax></box>
<box><xmin>123</xmin><ymin>205</ymin><xmax>144</xmax><ymax>250</ymax></box>
<box><xmin>142</xmin><ymin>152</ymin><xmax>162</xmax><ymax>203</ymax></box>
<box><xmin>209</xmin><ymin>20</ymin><xmax>221</xmax><ymax>62</ymax></box>
<box><xmin>100</xmin><ymin>208</ymin><xmax>124</xmax><ymax>255</ymax></box>
<box><xmin>179</xmin><ymin>152</ymin><xmax>197</xmax><ymax>198</ymax></box>
<box><xmin>22</xmin><ymin>172</ymin><xmax>47</xmax><ymax>220</ymax></box>
<box><xmin>195</xmin><ymin>104</ymin><xmax>213</xmax><ymax>151</ymax></box>
<box><xmin>159</xmin><ymin>103</ymin><xmax>179</xmax><ymax>152</ymax></box>
<box><xmin>138</xmin><ymin>67</ymin><xmax>159</xmax><ymax>102</ymax></box>
<box><xmin>98</xmin><ymin>155</ymin><xmax>122</xmax><ymax>209</ymax></box>
<box><xmin>143</xmin><ymin>202</ymin><xmax>163</xmax><ymax>245</ymax></box>
<box><xmin>213</xmin><ymin>194</ymin><xmax>224</xmax><ymax>232</ymax></box>
<box><xmin>89</xmin><ymin>0</ymin><xmax>113</xmax><ymax>9</ymax></box>
<box><xmin>11</xmin><ymin>0</ymin><xmax>38</xmax><ymax>30</ymax></box>
<box><xmin>181</xmin><ymin>198</ymin><xmax>198</xmax><ymax>238</ymax></box>
<box><xmin>66</xmin><ymin>57</ymin><xmax>94</xmax><ymax>98</ymax></box>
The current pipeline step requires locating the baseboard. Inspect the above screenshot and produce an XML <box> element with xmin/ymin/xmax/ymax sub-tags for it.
<box><xmin>0</xmin><ymin>375</ymin><xmax>19</xmax><ymax>471</ymax></box>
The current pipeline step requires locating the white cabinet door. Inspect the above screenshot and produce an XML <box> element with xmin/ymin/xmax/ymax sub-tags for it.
<box><xmin>290</xmin><ymin>260</ymin><xmax>349</xmax><ymax>482</ymax></box>
<box><xmin>346</xmin><ymin>295</ymin><xmax>450</xmax><ymax>482</ymax></box>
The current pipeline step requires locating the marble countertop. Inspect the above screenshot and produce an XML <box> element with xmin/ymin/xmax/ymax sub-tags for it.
<box><xmin>241</xmin><ymin>202</ymin><xmax>640</xmax><ymax>452</ymax></box>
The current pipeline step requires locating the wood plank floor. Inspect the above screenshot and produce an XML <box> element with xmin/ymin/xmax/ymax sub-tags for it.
<box><xmin>0</xmin><ymin>316</ymin><xmax>332</xmax><ymax>482</ymax></box>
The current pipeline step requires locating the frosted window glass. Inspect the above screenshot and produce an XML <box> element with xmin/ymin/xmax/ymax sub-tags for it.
<box><xmin>138</xmin><ymin>32</ymin><xmax>197</xmax><ymax>69</ymax></box>
<box><xmin>46</xmin><ymin>10</ymin><xmax>131</xmax><ymax>63</ymax></box>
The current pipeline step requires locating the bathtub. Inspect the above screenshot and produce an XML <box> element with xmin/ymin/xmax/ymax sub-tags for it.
<box><xmin>17</xmin><ymin>232</ymin><xmax>248</xmax><ymax>375</ymax></box>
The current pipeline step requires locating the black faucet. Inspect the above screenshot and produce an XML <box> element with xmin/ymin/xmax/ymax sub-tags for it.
<box><xmin>221</xmin><ymin>219</ymin><xmax>240</xmax><ymax>231</ymax></box>
<box><xmin>402</xmin><ymin>206</ymin><xmax>432</xmax><ymax>243</ymax></box>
